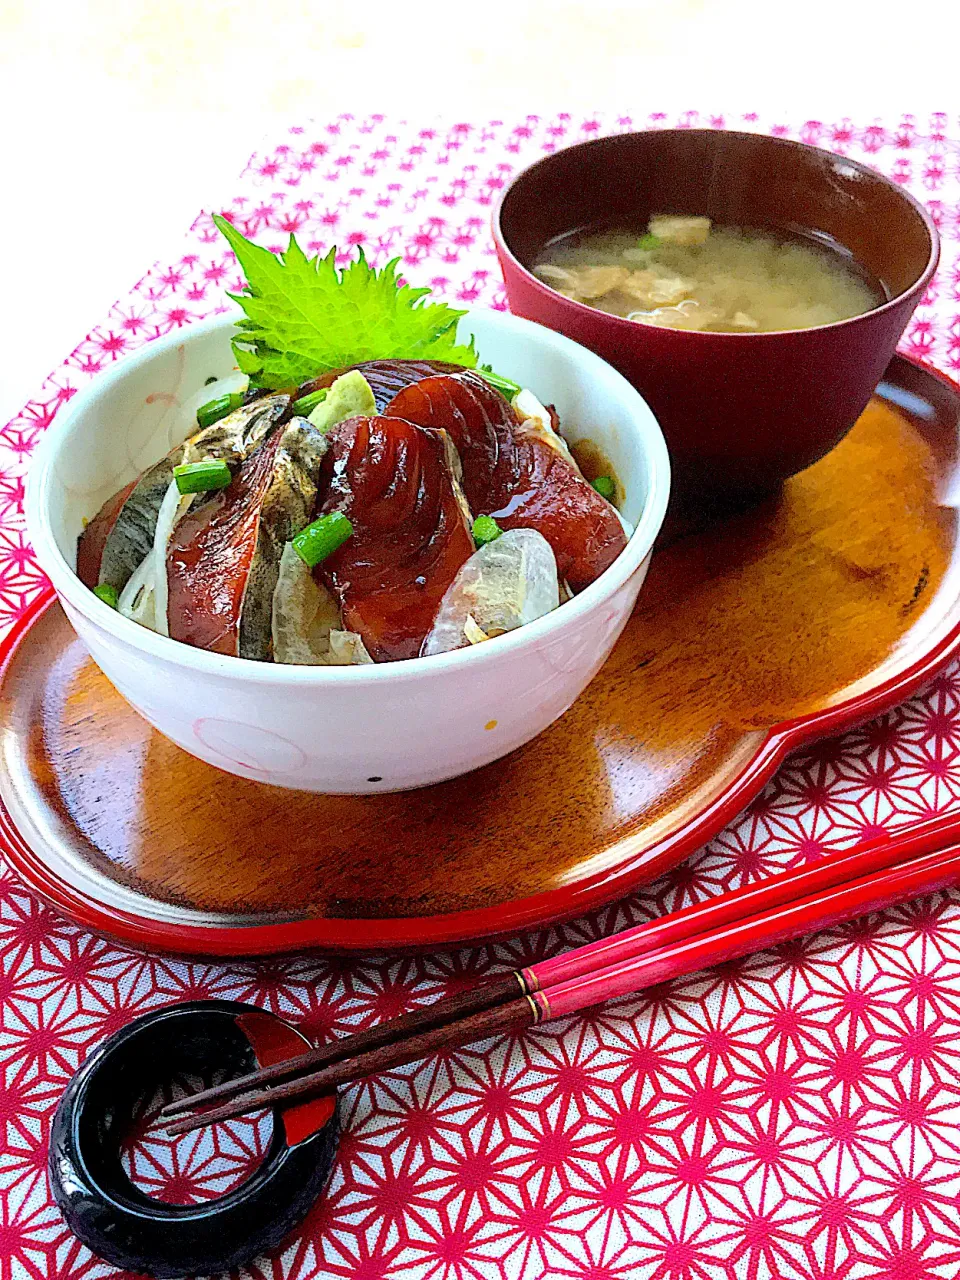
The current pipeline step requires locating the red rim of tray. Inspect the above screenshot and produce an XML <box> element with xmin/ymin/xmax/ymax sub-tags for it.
<box><xmin>3</xmin><ymin>354</ymin><xmax>960</xmax><ymax>957</ymax></box>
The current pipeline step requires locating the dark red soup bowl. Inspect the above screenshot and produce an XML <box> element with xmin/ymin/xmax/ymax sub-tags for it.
<box><xmin>494</xmin><ymin>129</ymin><xmax>939</xmax><ymax>506</ymax></box>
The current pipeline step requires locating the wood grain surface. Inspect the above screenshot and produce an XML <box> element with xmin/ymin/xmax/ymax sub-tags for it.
<box><xmin>5</xmin><ymin>377</ymin><xmax>958</xmax><ymax>923</ymax></box>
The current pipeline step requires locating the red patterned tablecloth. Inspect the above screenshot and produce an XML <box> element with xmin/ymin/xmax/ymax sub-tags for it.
<box><xmin>4</xmin><ymin>112</ymin><xmax>960</xmax><ymax>1280</ymax></box>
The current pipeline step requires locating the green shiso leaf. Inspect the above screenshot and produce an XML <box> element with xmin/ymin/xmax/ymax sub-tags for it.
<box><xmin>213</xmin><ymin>214</ymin><xmax>482</xmax><ymax>389</ymax></box>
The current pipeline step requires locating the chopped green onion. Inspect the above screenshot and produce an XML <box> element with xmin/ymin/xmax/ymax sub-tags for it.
<box><xmin>292</xmin><ymin>512</ymin><xmax>353</xmax><ymax>568</ymax></box>
<box><xmin>637</xmin><ymin>234</ymin><xmax>661</xmax><ymax>251</ymax></box>
<box><xmin>472</xmin><ymin>515</ymin><xmax>503</xmax><ymax>547</ymax></box>
<box><xmin>93</xmin><ymin>583</ymin><xmax>119</xmax><ymax>608</ymax></box>
<box><xmin>292</xmin><ymin>387</ymin><xmax>328</xmax><ymax>416</ymax></box>
<box><xmin>480</xmin><ymin>368</ymin><xmax>522</xmax><ymax>400</ymax></box>
<box><xmin>591</xmin><ymin>475</ymin><xmax>616</xmax><ymax>500</ymax></box>
<box><xmin>173</xmin><ymin>459</ymin><xmax>233</xmax><ymax>495</ymax></box>
<box><xmin>196</xmin><ymin>392</ymin><xmax>244</xmax><ymax>430</ymax></box>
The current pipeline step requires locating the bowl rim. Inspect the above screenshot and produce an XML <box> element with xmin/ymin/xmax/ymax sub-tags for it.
<box><xmin>27</xmin><ymin>308</ymin><xmax>671</xmax><ymax>684</ymax></box>
<box><xmin>492</xmin><ymin>127</ymin><xmax>941</xmax><ymax>342</ymax></box>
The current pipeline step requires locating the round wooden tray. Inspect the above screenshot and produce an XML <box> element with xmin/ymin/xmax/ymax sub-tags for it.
<box><xmin>3</xmin><ymin>355</ymin><xmax>960</xmax><ymax>956</ymax></box>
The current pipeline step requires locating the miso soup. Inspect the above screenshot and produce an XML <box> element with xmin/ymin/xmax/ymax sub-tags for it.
<box><xmin>533</xmin><ymin>217</ymin><xmax>883</xmax><ymax>334</ymax></box>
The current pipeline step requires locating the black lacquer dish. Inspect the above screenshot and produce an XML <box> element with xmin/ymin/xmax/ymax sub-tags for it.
<box><xmin>48</xmin><ymin>1000</ymin><xmax>340</xmax><ymax>1278</ymax></box>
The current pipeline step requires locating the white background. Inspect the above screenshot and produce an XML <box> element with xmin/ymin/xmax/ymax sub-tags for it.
<box><xmin>1</xmin><ymin>0</ymin><xmax>956</xmax><ymax>427</ymax></box>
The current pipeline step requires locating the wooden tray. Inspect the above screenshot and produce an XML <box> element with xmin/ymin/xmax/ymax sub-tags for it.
<box><xmin>3</xmin><ymin>355</ymin><xmax>960</xmax><ymax>956</ymax></box>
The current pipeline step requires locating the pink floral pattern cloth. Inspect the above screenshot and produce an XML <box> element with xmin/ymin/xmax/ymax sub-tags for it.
<box><xmin>4</xmin><ymin>112</ymin><xmax>960</xmax><ymax>1280</ymax></box>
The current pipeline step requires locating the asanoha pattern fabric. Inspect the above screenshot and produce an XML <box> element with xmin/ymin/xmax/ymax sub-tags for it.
<box><xmin>4</xmin><ymin>113</ymin><xmax>960</xmax><ymax>1280</ymax></box>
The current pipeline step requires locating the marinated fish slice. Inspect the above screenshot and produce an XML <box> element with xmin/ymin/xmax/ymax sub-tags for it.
<box><xmin>386</xmin><ymin>372</ymin><xmax>628</xmax><ymax>593</ymax></box>
<box><xmin>315</xmin><ymin>415</ymin><xmax>475</xmax><ymax>662</ymax></box>
<box><xmin>167</xmin><ymin>439</ymin><xmax>281</xmax><ymax>656</ymax></box>
<box><xmin>273</xmin><ymin>542</ymin><xmax>341</xmax><ymax>663</ymax></box>
<box><xmin>117</xmin><ymin>476</ymin><xmax>190</xmax><ymax>634</ymax></box>
<box><xmin>512</xmin><ymin>390</ymin><xmax>579</xmax><ymax>468</ymax></box>
<box><xmin>79</xmin><ymin>462</ymin><xmax>175</xmax><ymax>592</ymax></box>
<box><xmin>422</xmin><ymin>528</ymin><xmax>560</xmax><ymax>656</ymax></box>
<box><xmin>180</xmin><ymin>392</ymin><xmax>291</xmax><ymax>466</ymax></box>
<box><xmin>296</xmin><ymin>359</ymin><xmax>464</xmax><ymax>414</ymax></box>
<box><xmin>76</xmin><ymin>479</ymin><xmax>137</xmax><ymax>589</ymax></box>
<box><xmin>384</xmin><ymin>368</ymin><xmax>503</xmax><ymax>505</ymax></box>
<box><xmin>506</xmin><ymin>395</ymin><xmax>630</xmax><ymax>591</ymax></box>
<box><xmin>77</xmin><ymin>393</ymin><xmax>290</xmax><ymax>591</ymax></box>
<box><xmin>167</xmin><ymin>417</ymin><xmax>327</xmax><ymax>659</ymax></box>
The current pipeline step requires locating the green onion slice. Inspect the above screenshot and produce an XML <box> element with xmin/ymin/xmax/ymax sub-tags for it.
<box><xmin>292</xmin><ymin>387</ymin><xmax>328</xmax><ymax>416</ymax></box>
<box><xmin>637</xmin><ymin>233</ymin><xmax>661</xmax><ymax>251</ymax></box>
<box><xmin>196</xmin><ymin>392</ymin><xmax>244</xmax><ymax>430</ymax></box>
<box><xmin>479</xmin><ymin>368</ymin><xmax>522</xmax><ymax>399</ymax></box>
<box><xmin>173</xmin><ymin>459</ymin><xmax>233</xmax><ymax>495</ymax></box>
<box><xmin>591</xmin><ymin>475</ymin><xmax>616</xmax><ymax>500</ymax></box>
<box><xmin>292</xmin><ymin>512</ymin><xmax>354</xmax><ymax>568</ymax></box>
<box><xmin>93</xmin><ymin>583</ymin><xmax>119</xmax><ymax>608</ymax></box>
<box><xmin>472</xmin><ymin>515</ymin><xmax>503</xmax><ymax>547</ymax></box>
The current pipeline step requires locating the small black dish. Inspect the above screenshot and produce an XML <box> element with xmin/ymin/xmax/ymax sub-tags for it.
<box><xmin>48</xmin><ymin>1000</ymin><xmax>340</xmax><ymax>1279</ymax></box>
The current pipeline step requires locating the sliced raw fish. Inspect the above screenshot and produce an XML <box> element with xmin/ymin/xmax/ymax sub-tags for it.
<box><xmin>77</xmin><ymin>393</ymin><xmax>290</xmax><ymax>592</ymax></box>
<box><xmin>386</xmin><ymin>371</ymin><xmax>627</xmax><ymax>592</ymax></box>
<box><xmin>167</xmin><ymin>417</ymin><xmax>327</xmax><ymax>659</ymax></box>
<box><xmin>422</xmin><ymin>528</ymin><xmax>560</xmax><ymax>656</ymax></box>
<box><xmin>315</xmin><ymin>415</ymin><xmax>475</xmax><ymax>662</ymax></box>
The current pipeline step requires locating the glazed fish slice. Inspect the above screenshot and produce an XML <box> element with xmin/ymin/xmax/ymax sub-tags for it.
<box><xmin>295</xmin><ymin>359</ymin><xmax>465</xmax><ymax>413</ymax></box>
<box><xmin>387</xmin><ymin>371</ymin><xmax>628</xmax><ymax>593</ymax></box>
<box><xmin>315</xmin><ymin>415</ymin><xmax>475</xmax><ymax>662</ymax></box>
<box><xmin>75</xmin><ymin>478</ymin><xmax>138</xmax><ymax>590</ymax></box>
<box><xmin>166</xmin><ymin>417</ymin><xmax>327</xmax><ymax>659</ymax></box>
<box><xmin>76</xmin><ymin>393</ymin><xmax>290</xmax><ymax>592</ymax></box>
<box><xmin>78</xmin><ymin>462</ymin><xmax>176</xmax><ymax>593</ymax></box>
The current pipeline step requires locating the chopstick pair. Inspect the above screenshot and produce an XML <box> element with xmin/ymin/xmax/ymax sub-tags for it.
<box><xmin>162</xmin><ymin>812</ymin><xmax>960</xmax><ymax>1136</ymax></box>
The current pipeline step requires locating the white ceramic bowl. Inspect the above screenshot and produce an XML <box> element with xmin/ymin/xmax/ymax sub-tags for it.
<box><xmin>27</xmin><ymin>309</ymin><xmax>670</xmax><ymax>793</ymax></box>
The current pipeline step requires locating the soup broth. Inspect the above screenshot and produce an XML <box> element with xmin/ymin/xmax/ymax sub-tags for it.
<box><xmin>533</xmin><ymin>217</ymin><xmax>884</xmax><ymax>333</ymax></box>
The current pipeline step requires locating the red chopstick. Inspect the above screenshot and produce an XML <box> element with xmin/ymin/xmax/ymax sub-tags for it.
<box><xmin>161</xmin><ymin>811</ymin><xmax>960</xmax><ymax>1122</ymax></box>
<box><xmin>524</xmin><ymin>810</ymin><xmax>960</xmax><ymax>992</ymax></box>
<box><xmin>161</xmin><ymin>809</ymin><xmax>960</xmax><ymax>1122</ymax></box>
<box><xmin>163</xmin><ymin>827</ymin><xmax>960</xmax><ymax>1136</ymax></box>
<box><xmin>533</xmin><ymin>840</ymin><xmax>960</xmax><ymax>1019</ymax></box>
